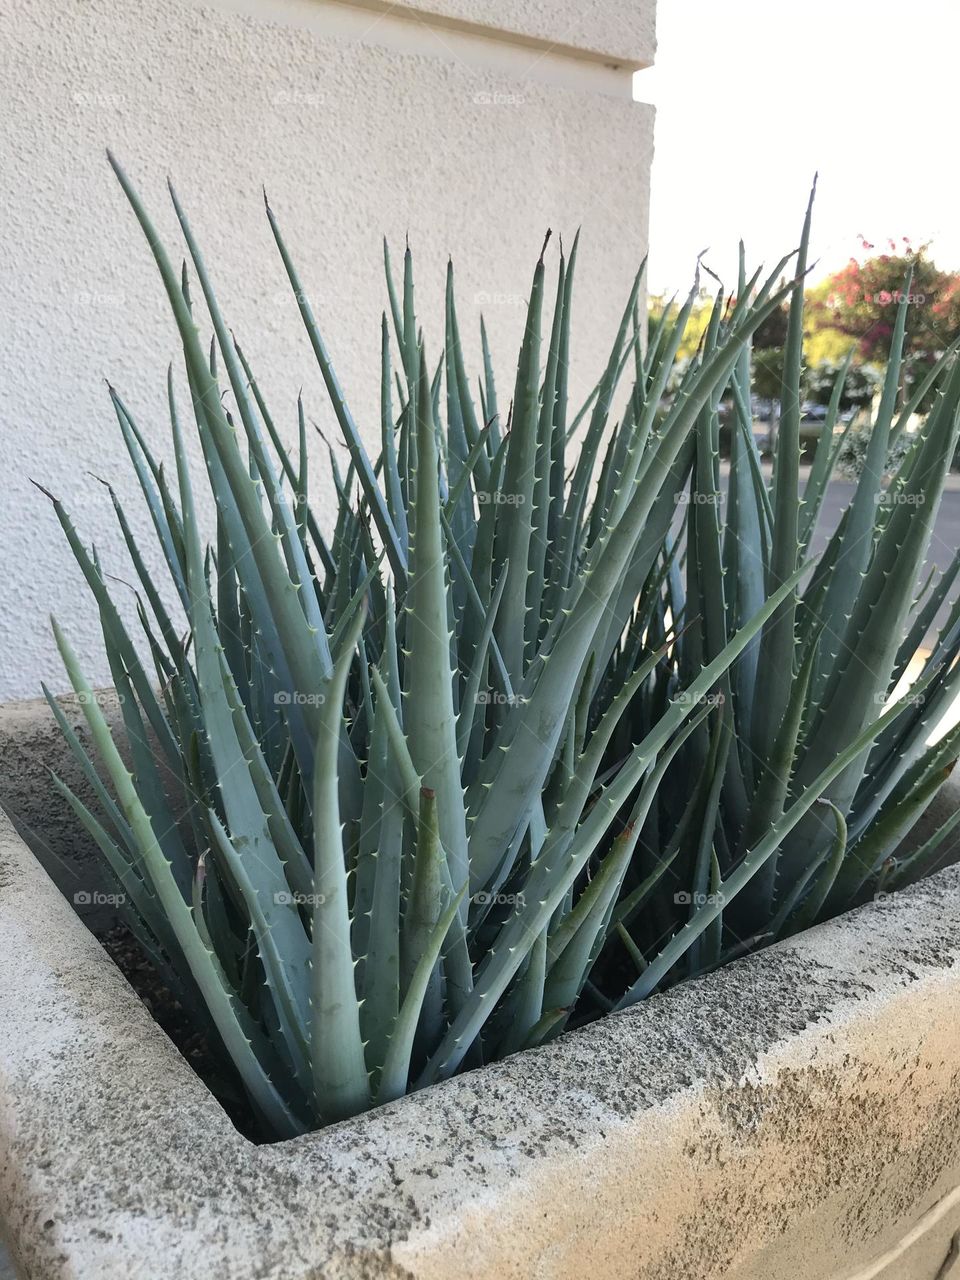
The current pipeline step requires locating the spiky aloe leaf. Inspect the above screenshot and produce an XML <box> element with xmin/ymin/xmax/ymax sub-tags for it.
<box><xmin>265</xmin><ymin>197</ymin><xmax>406</xmax><ymax>585</ymax></box>
<box><xmin>491</xmin><ymin>237</ymin><xmax>548</xmax><ymax>680</ymax></box>
<box><xmin>782</xmin><ymin>356</ymin><xmax>960</xmax><ymax>882</ymax></box>
<box><xmin>768</xmin><ymin>801</ymin><xmax>847</xmax><ymax>939</ymax></box>
<box><xmin>52</xmin><ymin>161</ymin><xmax>960</xmax><ymax>1147</ymax></box>
<box><xmin>402</xmin><ymin>349</ymin><xmax>471</xmax><ymax>940</ymax></box>
<box><xmin>52</xmin><ymin>618</ymin><xmax>306</xmax><ymax>1136</ymax></box>
<box><xmin>616</xmin><ymin>679</ymin><xmax>933</xmax><ymax>1007</ymax></box>
<box><xmin>806</xmin><ymin>271</ymin><xmax>914</xmax><ymax>710</ymax></box>
<box><xmin>751</xmin><ymin>182</ymin><xmax>815</xmax><ymax>761</ymax></box>
<box><xmin>169</xmin><ymin>347</ymin><xmax>315</xmax><ymax>1091</ymax></box>
<box><xmin>169</xmin><ymin>184</ymin><xmax>327</xmax><ymax>649</ymax></box>
<box><xmin>310</xmin><ymin>603</ymin><xmax>371</xmax><ymax>1123</ymax></box>
<box><xmin>419</xmin><ymin>703</ymin><xmax>711</xmax><ymax>1083</ymax></box>
<box><xmin>377</xmin><ymin>884</ymin><xmax>466</xmax><ymax>1105</ymax></box>
<box><xmin>108</xmin><ymin>156</ymin><xmax>333</xmax><ymax>728</ymax></box>
<box><xmin>798</xmin><ymin>349</ymin><xmax>855</xmax><ymax>554</ymax></box>
<box><xmin>736</xmin><ymin>633</ymin><xmax>819</xmax><ymax>916</ymax></box>
<box><xmin>826</xmin><ymin>761</ymin><xmax>955</xmax><ymax>911</ymax></box>
<box><xmin>400</xmin><ymin>787</ymin><xmax>445</xmax><ymax>1044</ymax></box>
<box><xmin>886</xmin><ymin>805</ymin><xmax>960</xmax><ymax>891</ymax></box>
<box><xmin>467</xmin><ymin>275</ymin><xmax>805</xmax><ymax>887</ymax></box>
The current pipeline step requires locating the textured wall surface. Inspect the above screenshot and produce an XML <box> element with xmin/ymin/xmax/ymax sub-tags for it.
<box><xmin>0</xmin><ymin>0</ymin><xmax>655</xmax><ymax>701</ymax></box>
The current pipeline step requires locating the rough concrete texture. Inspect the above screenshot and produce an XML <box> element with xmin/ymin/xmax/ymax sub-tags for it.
<box><xmin>0</xmin><ymin>0</ymin><xmax>654</xmax><ymax>703</ymax></box>
<box><xmin>0</xmin><ymin>1240</ymin><xmax>15</xmax><ymax>1280</ymax></box>
<box><xmin>2</xmin><ymin>796</ymin><xmax>960</xmax><ymax>1279</ymax></box>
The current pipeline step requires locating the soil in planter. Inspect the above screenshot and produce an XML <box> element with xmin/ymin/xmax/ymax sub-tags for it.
<box><xmin>99</xmin><ymin>924</ymin><xmax>261</xmax><ymax>1141</ymax></box>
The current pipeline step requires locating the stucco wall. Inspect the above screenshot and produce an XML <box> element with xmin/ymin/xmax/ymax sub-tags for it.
<box><xmin>0</xmin><ymin>0</ymin><xmax>655</xmax><ymax>702</ymax></box>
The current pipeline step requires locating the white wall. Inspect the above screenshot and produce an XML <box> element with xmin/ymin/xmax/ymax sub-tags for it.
<box><xmin>0</xmin><ymin>0</ymin><xmax>655</xmax><ymax>700</ymax></box>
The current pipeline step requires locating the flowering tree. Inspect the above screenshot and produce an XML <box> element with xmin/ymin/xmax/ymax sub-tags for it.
<box><xmin>807</xmin><ymin>238</ymin><xmax>960</xmax><ymax>368</ymax></box>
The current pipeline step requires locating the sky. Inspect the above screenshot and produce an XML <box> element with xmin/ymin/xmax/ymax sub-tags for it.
<box><xmin>634</xmin><ymin>0</ymin><xmax>960</xmax><ymax>295</ymax></box>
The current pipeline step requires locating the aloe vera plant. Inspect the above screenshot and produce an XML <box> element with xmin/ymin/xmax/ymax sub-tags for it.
<box><xmin>45</xmin><ymin>160</ymin><xmax>956</xmax><ymax>1139</ymax></box>
<box><xmin>605</xmin><ymin>192</ymin><xmax>960</xmax><ymax>1000</ymax></box>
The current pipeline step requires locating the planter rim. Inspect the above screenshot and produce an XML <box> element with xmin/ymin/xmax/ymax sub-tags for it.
<box><xmin>2</xmin><ymin>803</ymin><xmax>960</xmax><ymax>1278</ymax></box>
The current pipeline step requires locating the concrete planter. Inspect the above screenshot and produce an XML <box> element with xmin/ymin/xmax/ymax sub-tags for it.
<box><xmin>2</xmin><ymin>697</ymin><xmax>960</xmax><ymax>1279</ymax></box>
